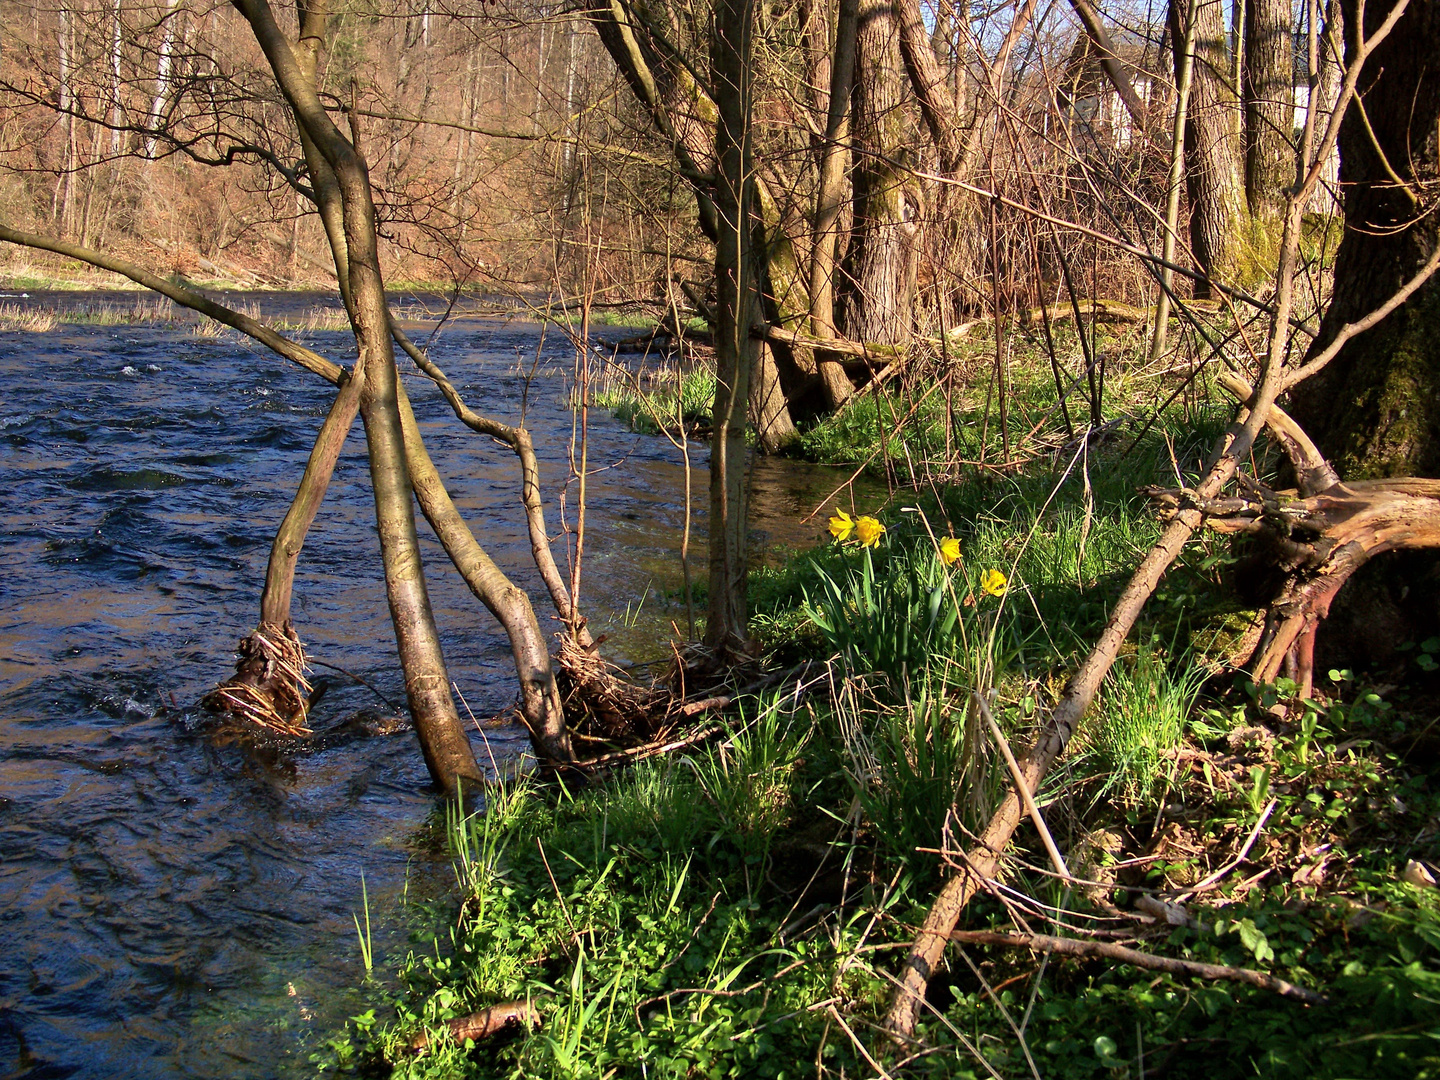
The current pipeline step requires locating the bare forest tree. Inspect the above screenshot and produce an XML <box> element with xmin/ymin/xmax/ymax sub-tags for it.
<box><xmin>4</xmin><ymin>0</ymin><xmax>1432</xmax><ymax>824</ymax></box>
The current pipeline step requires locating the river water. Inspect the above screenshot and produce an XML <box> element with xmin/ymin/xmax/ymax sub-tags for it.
<box><xmin>0</xmin><ymin>294</ymin><xmax>874</xmax><ymax>1079</ymax></box>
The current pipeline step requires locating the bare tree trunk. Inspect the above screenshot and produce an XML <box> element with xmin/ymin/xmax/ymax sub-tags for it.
<box><xmin>146</xmin><ymin>0</ymin><xmax>179</xmax><ymax>157</ymax></box>
<box><xmin>1171</xmin><ymin>0</ymin><xmax>1246</xmax><ymax>295</ymax></box>
<box><xmin>1066</xmin><ymin>0</ymin><xmax>1158</xmax><ymax>142</ymax></box>
<box><xmin>1150</xmin><ymin>0</ymin><xmax>1199</xmax><ymax>362</ymax></box>
<box><xmin>203</xmin><ymin>370</ymin><xmax>365</xmax><ymax>736</ymax></box>
<box><xmin>395</xmin><ymin>382</ymin><xmax>573</xmax><ymax>764</ymax></box>
<box><xmin>1244</xmin><ymin>0</ymin><xmax>1294</xmax><ymax>218</ymax></box>
<box><xmin>237</xmin><ymin>0</ymin><xmax>482</xmax><ymax>792</ymax></box>
<box><xmin>749</xmin><ymin>340</ymin><xmax>795</xmax><ymax>451</ymax></box>
<box><xmin>260</xmin><ymin>374</ymin><xmax>364</xmax><ymax>630</ymax></box>
<box><xmin>1231</xmin><ymin>0</ymin><xmax>1246</xmax><ymax>139</ymax></box>
<box><xmin>845</xmin><ymin>0</ymin><xmax>918</xmax><ymax>345</ymax></box>
<box><xmin>808</xmin><ymin>0</ymin><xmax>859</xmax><ymax>409</ymax></box>
<box><xmin>1312</xmin><ymin>0</ymin><xmax>1344</xmax><ymax>213</ymax></box>
<box><xmin>707</xmin><ymin>0</ymin><xmax>757</xmax><ymax>659</ymax></box>
<box><xmin>56</xmin><ymin>1</ymin><xmax>75</xmax><ymax>236</ymax></box>
<box><xmin>109</xmin><ymin>0</ymin><xmax>124</xmax><ymax>156</ymax></box>
<box><xmin>1290</xmin><ymin>0</ymin><xmax>1440</xmax><ymax>479</ymax></box>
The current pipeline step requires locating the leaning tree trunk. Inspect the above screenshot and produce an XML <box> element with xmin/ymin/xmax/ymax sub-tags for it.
<box><xmin>1242</xmin><ymin>0</ymin><xmax>1294</xmax><ymax>219</ymax></box>
<box><xmin>237</xmin><ymin>0</ymin><xmax>483</xmax><ymax>792</ymax></box>
<box><xmin>809</xmin><ymin>0</ymin><xmax>860</xmax><ymax>410</ymax></box>
<box><xmin>706</xmin><ymin>0</ymin><xmax>758</xmax><ymax>660</ymax></box>
<box><xmin>203</xmin><ymin>364</ymin><xmax>364</xmax><ymax>734</ymax></box>
<box><xmin>1290</xmin><ymin>0</ymin><xmax>1440</xmax><ymax>480</ymax></box>
<box><xmin>844</xmin><ymin>0</ymin><xmax>919</xmax><ymax>345</ymax></box>
<box><xmin>1172</xmin><ymin>0</ymin><xmax>1246</xmax><ymax>296</ymax></box>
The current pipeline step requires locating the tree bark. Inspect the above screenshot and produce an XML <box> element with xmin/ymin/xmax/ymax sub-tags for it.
<box><xmin>1067</xmin><ymin>0</ymin><xmax>1160</xmax><ymax>145</ymax></box>
<box><xmin>259</xmin><ymin>374</ymin><xmax>364</xmax><ymax>630</ymax></box>
<box><xmin>236</xmin><ymin>0</ymin><xmax>482</xmax><ymax>792</ymax></box>
<box><xmin>707</xmin><ymin>0</ymin><xmax>758</xmax><ymax>658</ymax></box>
<box><xmin>1290</xmin><ymin>0</ymin><xmax>1440</xmax><ymax>480</ymax></box>
<box><xmin>588</xmin><ymin>0</ymin><xmax>804</xmax><ymax>438</ymax></box>
<box><xmin>810</xmin><ymin>0</ymin><xmax>860</xmax><ymax>409</ymax></box>
<box><xmin>1243</xmin><ymin>0</ymin><xmax>1294</xmax><ymax>218</ymax></box>
<box><xmin>893</xmin><ymin>0</ymin><xmax>962</xmax><ymax>172</ymax></box>
<box><xmin>844</xmin><ymin>0</ymin><xmax>919</xmax><ymax>345</ymax></box>
<box><xmin>395</xmin><ymin>382</ymin><xmax>573</xmax><ymax>764</ymax></box>
<box><xmin>1171</xmin><ymin>0</ymin><xmax>1246</xmax><ymax>295</ymax></box>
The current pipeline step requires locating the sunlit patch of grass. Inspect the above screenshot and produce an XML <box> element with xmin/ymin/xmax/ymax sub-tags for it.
<box><xmin>593</xmin><ymin>360</ymin><xmax>715</xmax><ymax>436</ymax></box>
<box><xmin>0</xmin><ymin>302</ymin><xmax>57</xmax><ymax>331</ymax></box>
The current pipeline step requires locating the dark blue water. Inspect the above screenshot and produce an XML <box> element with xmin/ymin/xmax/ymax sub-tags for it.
<box><xmin>0</xmin><ymin>296</ymin><xmax>866</xmax><ymax>1079</ymax></box>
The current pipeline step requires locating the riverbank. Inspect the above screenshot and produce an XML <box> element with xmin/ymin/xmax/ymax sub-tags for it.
<box><xmin>319</xmin><ymin>410</ymin><xmax>1440</xmax><ymax>1078</ymax></box>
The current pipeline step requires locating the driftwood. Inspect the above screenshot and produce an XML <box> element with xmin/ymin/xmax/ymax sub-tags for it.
<box><xmin>409</xmin><ymin>1001</ymin><xmax>541</xmax><ymax>1052</ymax></box>
<box><xmin>948</xmin><ymin>931</ymin><xmax>1327</xmax><ymax>1005</ymax></box>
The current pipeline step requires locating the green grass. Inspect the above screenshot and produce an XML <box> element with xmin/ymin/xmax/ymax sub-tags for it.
<box><xmin>317</xmin><ymin>666</ymin><xmax>1440</xmax><ymax>1078</ymax></box>
<box><xmin>316</xmin><ymin>326</ymin><xmax>1440</xmax><ymax>1079</ymax></box>
<box><xmin>594</xmin><ymin>363</ymin><xmax>716</xmax><ymax>437</ymax></box>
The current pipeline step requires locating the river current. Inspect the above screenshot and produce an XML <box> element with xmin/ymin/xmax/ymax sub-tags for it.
<box><xmin>0</xmin><ymin>293</ymin><xmax>868</xmax><ymax>1079</ymax></box>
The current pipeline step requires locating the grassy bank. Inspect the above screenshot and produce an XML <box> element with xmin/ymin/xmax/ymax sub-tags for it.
<box><xmin>315</xmin><ymin>408</ymin><xmax>1440</xmax><ymax>1078</ymax></box>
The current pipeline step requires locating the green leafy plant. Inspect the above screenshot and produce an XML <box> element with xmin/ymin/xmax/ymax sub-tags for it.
<box><xmin>353</xmin><ymin>869</ymin><xmax>373</xmax><ymax>976</ymax></box>
<box><xmin>802</xmin><ymin>544</ymin><xmax>975</xmax><ymax>683</ymax></box>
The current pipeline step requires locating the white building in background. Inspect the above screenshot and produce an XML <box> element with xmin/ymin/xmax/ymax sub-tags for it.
<box><xmin>1056</xmin><ymin>30</ymin><xmax>1342</xmax><ymax>216</ymax></box>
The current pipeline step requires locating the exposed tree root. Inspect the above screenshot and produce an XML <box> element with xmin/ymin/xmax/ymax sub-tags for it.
<box><xmin>201</xmin><ymin>623</ymin><xmax>314</xmax><ymax>737</ymax></box>
<box><xmin>553</xmin><ymin>634</ymin><xmax>671</xmax><ymax>746</ymax></box>
<box><xmin>1148</xmin><ymin>476</ymin><xmax>1440</xmax><ymax>698</ymax></box>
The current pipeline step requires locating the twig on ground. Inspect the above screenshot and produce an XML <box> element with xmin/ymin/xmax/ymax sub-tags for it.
<box><xmin>1174</xmin><ymin>799</ymin><xmax>1276</xmax><ymax>899</ymax></box>
<box><xmin>977</xmin><ymin>694</ymin><xmax>1072</xmax><ymax>881</ymax></box>
<box><xmin>947</xmin><ymin>930</ymin><xmax>1327</xmax><ymax>1005</ymax></box>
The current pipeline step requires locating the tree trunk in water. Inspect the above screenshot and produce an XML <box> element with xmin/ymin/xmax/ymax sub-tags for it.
<box><xmin>203</xmin><ymin>372</ymin><xmax>363</xmax><ymax>735</ymax></box>
<box><xmin>845</xmin><ymin>0</ymin><xmax>918</xmax><ymax>345</ymax></box>
<box><xmin>395</xmin><ymin>382</ymin><xmax>573</xmax><ymax>764</ymax></box>
<box><xmin>1243</xmin><ymin>0</ymin><xmax>1294</xmax><ymax>219</ymax></box>
<box><xmin>1290</xmin><ymin>0</ymin><xmax>1440</xmax><ymax>480</ymax></box>
<box><xmin>259</xmin><ymin>374</ymin><xmax>363</xmax><ymax>629</ymax></box>
<box><xmin>707</xmin><ymin>0</ymin><xmax>757</xmax><ymax>659</ymax></box>
<box><xmin>749</xmin><ymin>340</ymin><xmax>794</xmax><ymax>452</ymax></box>
<box><xmin>236</xmin><ymin>0</ymin><xmax>482</xmax><ymax>792</ymax></box>
<box><xmin>1171</xmin><ymin>0</ymin><xmax>1245</xmax><ymax>295</ymax></box>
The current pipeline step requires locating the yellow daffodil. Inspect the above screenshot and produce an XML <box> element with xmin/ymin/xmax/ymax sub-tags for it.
<box><xmin>939</xmin><ymin>537</ymin><xmax>962</xmax><ymax>566</ymax></box>
<box><xmin>828</xmin><ymin>508</ymin><xmax>855</xmax><ymax>542</ymax></box>
<box><xmin>855</xmin><ymin>516</ymin><xmax>885</xmax><ymax>547</ymax></box>
<box><xmin>981</xmin><ymin>568</ymin><xmax>1007</xmax><ymax>596</ymax></box>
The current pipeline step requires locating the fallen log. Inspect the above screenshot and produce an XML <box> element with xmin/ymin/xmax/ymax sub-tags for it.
<box><xmin>1148</xmin><ymin>475</ymin><xmax>1440</xmax><ymax>698</ymax></box>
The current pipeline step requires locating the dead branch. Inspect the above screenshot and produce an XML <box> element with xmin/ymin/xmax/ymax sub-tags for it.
<box><xmin>947</xmin><ymin>931</ymin><xmax>1327</xmax><ymax>1005</ymax></box>
<box><xmin>1215</xmin><ymin>373</ymin><xmax>1339</xmax><ymax>495</ymax></box>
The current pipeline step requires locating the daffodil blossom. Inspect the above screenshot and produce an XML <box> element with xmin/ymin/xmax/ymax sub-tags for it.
<box><xmin>855</xmin><ymin>516</ymin><xmax>885</xmax><ymax>547</ymax></box>
<box><xmin>828</xmin><ymin>508</ymin><xmax>855</xmax><ymax>541</ymax></box>
<box><xmin>981</xmin><ymin>568</ymin><xmax>1007</xmax><ymax>596</ymax></box>
<box><xmin>939</xmin><ymin>537</ymin><xmax>961</xmax><ymax>566</ymax></box>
